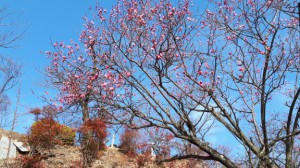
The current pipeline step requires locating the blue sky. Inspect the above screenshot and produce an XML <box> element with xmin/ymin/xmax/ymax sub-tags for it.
<box><xmin>1</xmin><ymin>0</ymin><xmax>115</xmax><ymax>133</ymax></box>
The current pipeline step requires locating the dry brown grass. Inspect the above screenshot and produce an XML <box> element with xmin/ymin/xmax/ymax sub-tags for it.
<box><xmin>1</xmin><ymin>145</ymin><xmax>206</xmax><ymax>168</ymax></box>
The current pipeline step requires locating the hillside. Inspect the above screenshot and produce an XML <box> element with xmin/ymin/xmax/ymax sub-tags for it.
<box><xmin>42</xmin><ymin>146</ymin><xmax>140</xmax><ymax>168</ymax></box>
<box><xmin>41</xmin><ymin>146</ymin><xmax>205</xmax><ymax>168</ymax></box>
<box><xmin>0</xmin><ymin>145</ymin><xmax>205</xmax><ymax>168</ymax></box>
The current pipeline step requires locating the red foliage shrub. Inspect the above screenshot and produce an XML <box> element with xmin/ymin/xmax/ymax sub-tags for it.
<box><xmin>136</xmin><ymin>152</ymin><xmax>152</xmax><ymax>168</ymax></box>
<box><xmin>70</xmin><ymin>160</ymin><xmax>84</xmax><ymax>168</ymax></box>
<box><xmin>78</xmin><ymin>118</ymin><xmax>107</xmax><ymax>150</ymax></box>
<box><xmin>29</xmin><ymin>118</ymin><xmax>75</xmax><ymax>150</ymax></box>
<box><xmin>119</xmin><ymin>128</ymin><xmax>140</xmax><ymax>156</ymax></box>
<box><xmin>78</xmin><ymin>118</ymin><xmax>108</xmax><ymax>167</ymax></box>
<box><xmin>16</xmin><ymin>155</ymin><xmax>44</xmax><ymax>168</ymax></box>
<box><xmin>29</xmin><ymin>108</ymin><xmax>42</xmax><ymax>115</ymax></box>
<box><xmin>29</xmin><ymin>105</ymin><xmax>58</xmax><ymax>121</ymax></box>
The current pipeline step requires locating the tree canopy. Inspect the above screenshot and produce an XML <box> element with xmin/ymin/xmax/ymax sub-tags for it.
<box><xmin>46</xmin><ymin>0</ymin><xmax>300</xmax><ymax>167</ymax></box>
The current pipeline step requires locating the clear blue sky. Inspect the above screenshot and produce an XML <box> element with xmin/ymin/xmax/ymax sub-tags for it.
<box><xmin>1</xmin><ymin>0</ymin><xmax>115</xmax><ymax>133</ymax></box>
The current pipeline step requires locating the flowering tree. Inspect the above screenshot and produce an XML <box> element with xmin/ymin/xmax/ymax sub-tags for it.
<box><xmin>140</xmin><ymin>127</ymin><xmax>174</xmax><ymax>159</ymax></box>
<box><xmin>45</xmin><ymin>36</ymin><xmax>117</xmax><ymax>166</ymax></box>
<box><xmin>46</xmin><ymin>0</ymin><xmax>300</xmax><ymax>167</ymax></box>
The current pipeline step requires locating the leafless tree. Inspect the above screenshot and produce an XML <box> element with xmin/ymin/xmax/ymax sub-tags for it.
<box><xmin>0</xmin><ymin>6</ymin><xmax>22</xmax><ymax>128</ymax></box>
<box><xmin>0</xmin><ymin>6</ymin><xmax>24</xmax><ymax>48</ymax></box>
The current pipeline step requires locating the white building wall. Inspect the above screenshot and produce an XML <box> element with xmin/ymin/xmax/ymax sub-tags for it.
<box><xmin>0</xmin><ymin>135</ymin><xmax>17</xmax><ymax>159</ymax></box>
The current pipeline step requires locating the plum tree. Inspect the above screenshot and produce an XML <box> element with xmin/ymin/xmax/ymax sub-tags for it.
<box><xmin>46</xmin><ymin>0</ymin><xmax>300</xmax><ymax>167</ymax></box>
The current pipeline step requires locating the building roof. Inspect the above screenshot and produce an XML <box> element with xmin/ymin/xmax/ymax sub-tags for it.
<box><xmin>13</xmin><ymin>142</ymin><xmax>29</xmax><ymax>152</ymax></box>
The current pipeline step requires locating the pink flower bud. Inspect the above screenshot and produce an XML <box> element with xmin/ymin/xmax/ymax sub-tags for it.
<box><xmin>238</xmin><ymin>67</ymin><xmax>244</xmax><ymax>72</ymax></box>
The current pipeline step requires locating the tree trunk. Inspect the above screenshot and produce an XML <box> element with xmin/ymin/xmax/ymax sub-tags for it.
<box><xmin>81</xmin><ymin>100</ymin><xmax>92</xmax><ymax>167</ymax></box>
<box><xmin>82</xmin><ymin>100</ymin><xmax>89</xmax><ymax>122</ymax></box>
<box><xmin>285</xmin><ymin>139</ymin><xmax>293</xmax><ymax>168</ymax></box>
